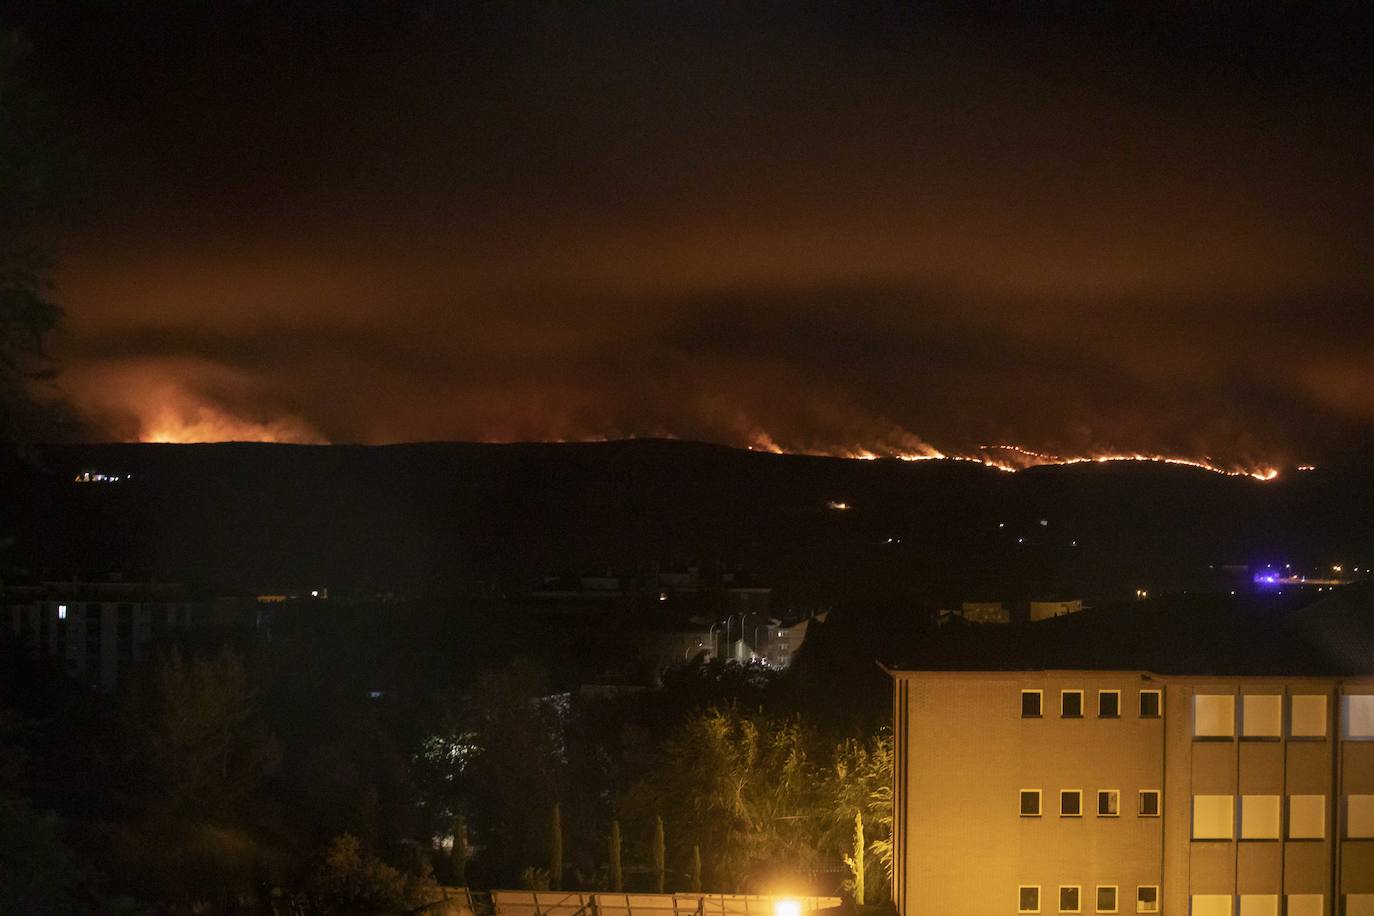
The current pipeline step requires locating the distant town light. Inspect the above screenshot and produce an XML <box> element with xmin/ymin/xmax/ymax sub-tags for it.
<box><xmin>827</xmin><ymin>500</ymin><xmax>851</xmax><ymax>511</ymax></box>
<box><xmin>58</xmin><ymin>604</ymin><xmax>67</xmax><ymax>620</ymax></box>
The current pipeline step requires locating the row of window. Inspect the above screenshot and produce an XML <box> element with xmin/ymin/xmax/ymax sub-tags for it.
<box><xmin>1020</xmin><ymin>789</ymin><xmax>1159</xmax><ymax>818</ymax></box>
<box><xmin>1191</xmin><ymin>894</ymin><xmax>1367</xmax><ymax>916</ymax></box>
<box><xmin>1018</xmin><ymin>889</ymin><xmax>1370</xmax><ymax>916</ymax></box>
<box><xmin>1017</xmin><ymin>884</ymin><xmax>1157</xmax><ymax>914</ymax></box>
<box><xmin>1192</xmin><ymin>794</ymin><xmax>1374</xmax><ymax>841</ymax></box>
<box><xmin>1194</xmin><ymin>694</ymin><xmax>1374</xmax><ymax>740</ymax></box>
<box><xmin>1021</xmin><ymin>689</ymin><xmax>1161</xmax><ymax>719</ymax></box>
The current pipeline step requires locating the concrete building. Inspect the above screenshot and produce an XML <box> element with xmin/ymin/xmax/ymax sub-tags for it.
<box><xmin>1030</xmin><ymin>599</ymin><xmax>1085</xmax><ymax>622</ymax></box>
<box><xmin>4</xmin><ymin>577</ymin><xmax>198</xmax><ymax>689</ymax></box>
<box><xmin>888</xmin><ymin>669</ymin><xmax>1374</xmax><ymax>916</ymax></box>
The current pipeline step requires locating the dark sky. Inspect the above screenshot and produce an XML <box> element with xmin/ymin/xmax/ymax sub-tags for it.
<box><xmin>11</xmin><ymin>2</ymin><xmax>1374</xmax><ymax>472</ymax></box>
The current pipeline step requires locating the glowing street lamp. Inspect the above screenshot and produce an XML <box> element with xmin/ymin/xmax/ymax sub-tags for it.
<box><xmin>774</xmin><ymin>900</ymin><xmax>801</xmax><ymax>916</ymax></box>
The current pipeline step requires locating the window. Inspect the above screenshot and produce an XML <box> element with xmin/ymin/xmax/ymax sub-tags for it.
<box><xmin>1191</xmin><ymin>895</ymin><xmax>1233</xmax><ymax>916</ymax></box>
<box><xmin>1290</xmin><ymin>695</ymin><xmax>1327</xmax><ymax>738</ymax></box>
<box><xmin>1240</xmin><ymin>795</ymin><xmax>1281</xmax><ymax>840</ymax></box>
<box><xmin>1061</xmin><ymin>789</ymin><xmax>1083</xmax><ymax>817</ymax></box>
<box><xmin>1138</xmin><ymin>790</ymin><xmax>1161</xmax><ymax>817</ymax></box>
<box><xmin>1288</xmin><ymin>795</ymin><xmax>1325</xmax><ymax>839</ymax></box>
<box><xmin>1098</xmin><ymin>789</ymin><xmax>1120</xmax><ymax>817</ymax></box>
<box><xmin>1020</xmin><ymin>789</ymin><xmax>1042</xmax><ymax>817</ymax></box>
<box><xmin>1238</xmin><ymin>896</ymin><xmax>1277</xmax><ymax>916</ymax></box>
<box><xmin>1019</xmin><ymin>886</ymin><xmax>1042</xmax><ymax>914</ymax></box>
<box><xmin>1193</xmin><ymin>794</ymin><xmax>1235</xmax><ymax>839</ymax></box>
<box><xmin>1345</xmin><ymin>794</ymin><xmax>1374</xmax><ymax>838</ymax></box>
<box><xmin>1195</xmin><ymin>694</ymin><xmax>1236</xmax><ymax>738</ymax></box>
<box><xmin>1096</xmin><ymin>886</ymin><xmax>1118</xmax><ymax>914</ymax></box>
<box><xmin>1284</xmin><ymin>895</ymin><xmax>1322</xmax><ymax>916</ymax></box>
<box><xmin>1241</xmin><ymin>695</ymin><xmax>1283</xmax><ymax>738</ymax></box>
<box><xmin>1345</xmin><ymin>896</ymin><xmax>1374</xmax><ymax>916</ymax></box>
<box><xmin>1062</xmin><ymin>690</ymin><xmax>1085</xmax><ymax>718</ymax></box>
<box><xmin>1099</xmin><ymin>690</ymin><xmax>1121</xmax><ymax>718</ymax></box>
<box><xmin>1060</xmin><ymin>886</ymin><xmax>1081</xmax><ymax>914</ymax></box>
<box><xmin>1140</xmin><ymin>689</ymin><xmax>1163</xmax><ymax>718</ymax></box>
<box><xmin>1344</xmin><ymin>696</ymin><xmax>1374</xmax><ymax>739</ymax></box>
<box><xmin>57</xmin><ymin>604</ymin><xmax>67</xmax><ymax>620</ymax></box>
<box><xmin>1136</xmin><ymin>887</ymin><xmax>1159</xmax><ymax>914</ymax></box>
<box><xmin>1023</xmin><ymin>690</ymin><xmax>1044</xmax><ymax>718</ymax></box>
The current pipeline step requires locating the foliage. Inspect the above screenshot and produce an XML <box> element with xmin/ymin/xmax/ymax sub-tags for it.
<box><xmin>621</xmin><ymin>707</ymin><xmax>825</xmax><ymax>892</ymax></box>
<box><xmin>120</xmin><ymin>647</ymin><xmax>279</xmax><ymax>819</ymax></box>
<box><xmin>519</xmin><ymin>867</ymin><xmax>550</xmax><ymax>892</ymax></box>
<box><xmin>0</xmin><ymin>30</ymin><xmax>64</xmax><ymax>439</ymax></box>
<box><xmin>310</xmin><ymin>833</ymin><xmax>413</xmax><ymax>915</ymax></box>
<box><xmin>827</xmin><ymin>732</ymin><xmax>892</xmax><ymax>903</ymax></box>
<box><xmin>0</xmin><ymin>798</ymin><xmax>76</xmax><ymax>915</ymax></box>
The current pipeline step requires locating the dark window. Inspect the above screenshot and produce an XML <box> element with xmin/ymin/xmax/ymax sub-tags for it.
<box><xmin>1097</xmin><ymin>790</ymin><xmax>1119</xmax><ymax>816</ymax></box>
<box><xmin>1020</xmin><ymin>790</ymin><xmax>1041</xmax><ymax>817</ymax></box>
<box><xmin>1135</xmin><ymin>887</ymin><xmax>1158</xmax><ymax>913</ymax></box>
<box><xmin>1022</xmin><ymin>690</ymin><xmax>1043</xmax><ymax>718</ymax></box>
<box><xmin>1099</xmin><ymin>691</ymin><xmax>1120</xmax><ymax>718</ymax></box>
<box><xmin>1062</xmin><ymin>690</ymin><xmax>1084</xmax><ymax>718</ymax></box>
<box><xmin>1061</xmin><ymin>790</ymin><xmax>1082</xmax><ymax>817</ymax></box>
<box><xmin>1138</xmin><ymin>790</ymin><xmax>1160</xmax><ymax>817</ymax></box>
<box><xmin>1095</xmin><ymin>887</ymin><xmax>1117</xmax><ymax>913</ymax></box>
<box><xmin>1059</xmin><ymin>886</ymin><xmax>1080</xmax><ymax>913</ymax></box>
<box><xmin>1019</xmin><ymin>887</ymin><xmax>1040</xmax><ymax>914</ymax></box>
<box><xmin>1140</xmin><ymin>690</ymin><xmax>1162</xmax><ymax>718</ymax></box>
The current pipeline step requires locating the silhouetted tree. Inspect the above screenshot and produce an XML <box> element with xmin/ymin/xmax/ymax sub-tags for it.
<box><xmin>550</xmin><ymin>803</ymin><xmax>563</xmax><ymax>890</ymax></box>
<box><xmin>608</xmin><ymin>819</ymin><xmax>623</xmax><ymax>892</ymax></box>
<box><xmin>652</xmin><ymin>815</ymin><xmax>666</xmax><ymax>894</ymax></box>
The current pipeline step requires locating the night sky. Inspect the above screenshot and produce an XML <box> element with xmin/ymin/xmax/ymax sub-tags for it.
<box><xmin>11</xmin><ymin>3</ymin><xmax>1374</xmax><ymax>471</ymax></box>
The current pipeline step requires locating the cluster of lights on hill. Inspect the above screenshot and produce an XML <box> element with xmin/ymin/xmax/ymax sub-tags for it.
<box><xmin>748</xmin><ymin>437</ymin><xmax>1285</xmax><ymax>481</ymax></box>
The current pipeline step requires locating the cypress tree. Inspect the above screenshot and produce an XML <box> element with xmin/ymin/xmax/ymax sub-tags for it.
<box><xmin>550</xmin><ymin>803</ymin><xmax>563</xmax><ymax>890</ymax></box>
<box><xmin>652</xmin><ymin>816</ymin><xmax>666</xmax><ymax>893</ymax></box>
<box><xmin>851</xmin><ymin>811</ymin><xmax>865</xmax><ymax>906</ymax></box>
<box><xmin>452</xmin><ymin>815</ymin><xmax>469</xmax><ymax>886</ymax></box>
<box><xmin>609</xmin><ymin>819</ymin><xmax>623</xmax><ymax>892</ymax></box>
<box><xmin>690</xmin><ymin>844</ymin><xmax>702</xmax><ymax>894</ymax></box>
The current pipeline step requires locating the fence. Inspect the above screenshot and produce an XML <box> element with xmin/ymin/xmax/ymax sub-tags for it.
<box><xmin>491</xmin><ymin>891</ymin><xmax>843</xmax><ymax>916</ymax></box>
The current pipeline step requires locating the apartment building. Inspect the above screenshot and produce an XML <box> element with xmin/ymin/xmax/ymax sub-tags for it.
<box><xmin>4</xmin><ymin>577</ymin><xmax>199</xmax><ymax>689</ymax></box>
<box><xmin>888</xmin><ymin>669</ymin><xmax>1374</xmax><ymax>916</ymax></box>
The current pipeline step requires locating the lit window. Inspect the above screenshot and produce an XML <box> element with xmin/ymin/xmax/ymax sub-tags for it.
<box><xmin>1061</xmin><ymin>789</ymin><xmax>1083</xmax><ymax>817</ymax></box>
<box><xmin>1239</xmin><ymin>795</ymin><xmax>1280</xmax><ymax>839</ymax></box>
<box><xmin>1060</xmin><ymin>886</ymin><xmax>1081</xmax><ymax>914</ymax></box>
<box><xmin>1138</xmin><ymin>790</ymin><xmax>1161</xmax><ymax>817</ymax></box>
<box><xmin>1020</xmin><ymin>886</ymin><xmax>1041</xmax><ymax>914</ymax></box>
<box><xmin>1099</xmin><ymin>690</ymin><xmax>1121</xmax><ymax>718</ymax></box>
<box><xmin>1135</xmin><ymin>886</ymin><xmax>1159</xmax><ymax>914</ymax></box>
<box><xmin>57</xmin><ymin>604</ymin><xmax>67</xmax><ymax>620</ymax></box>
<box><xmin>1344</xmin><ymin>895</ymin><xmax>1374</xmax><ymax>916</ymax></box>
<box><xmin>1288</xmin><ymin>795</ymin><xmax>1325</xmax><ymax>839</ymax></box>
<box><xmin>1023</xmin><ymin>690</ymin><xmax>1044</xmax><ymax>718</ymax></box>
<box><xmin>1096</xmin><ymin>886</ymin><xmax>1118</xmax><ymax>914</ymax></box>
<box><xmin>1240</xmin><ymin>695</ymin><xmax>1282</xmax><ymax>738</ymax></box>
<box><xmin>1021</xmin><ymin>789</ymin><xmax>1042</xmax><ymax>817</ymax></box>
<box><xmin>1192</xmin><ymin>795</ymin><xmax>1234</xmax><ymax>839</ymax></box>
<box><xmin>1289</xmin><ymin>695</ymin><xmax>1327</xmax><ymax>738</ymax></box>
<box><xmin>1238</xmin><ymin>896</ymin><xmax>1276</xmax><ymax>916</ymax></box>
<box><xmin>1062</xmin><ymin>690</ymin><xmax>1084</xmax><ymax>718</ymax></box>
<box><xmin>1194</xmin><ymin>694</ymin><xmax>1236</xmax><ymax>738</ymax></box>
<box><xmin>1190</xmin><ymin>895</ymin><xmax>1233</xmax><ymax>916</ymax></box>
<box><xmin>1097</xmin><ymin>789</ymin><xmax>1120</xmax><ymax>817</ymax></box>
<box><xmin>1346</xmin><ymin>795</ymin><xmax>1374</xmax><ymax>839</ymax></box>
<box><xmin>1139</xmin><ymin>690</ymin><xmax>1163</xmax><ymax>718</ymax></box>
<box><xmin>1344</xmin><ymin>696</ymin><xmax>1374</xmax><ymax>739</ymax></box>
<box><xmin>1284</xmin><ymin>895</ymin><xmax>1322</xmax><ymax>916</ymax></box>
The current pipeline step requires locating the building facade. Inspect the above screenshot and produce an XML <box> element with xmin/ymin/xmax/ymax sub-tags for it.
<box><xmin>4</xmin><ymin>578</ymin><xmax>198</xmax><ymax>689</ymax></box>
<box><xmin>889</xmin><ymin>669</ymin><xmax>1374</xmax><ymax>916</ymax></box>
